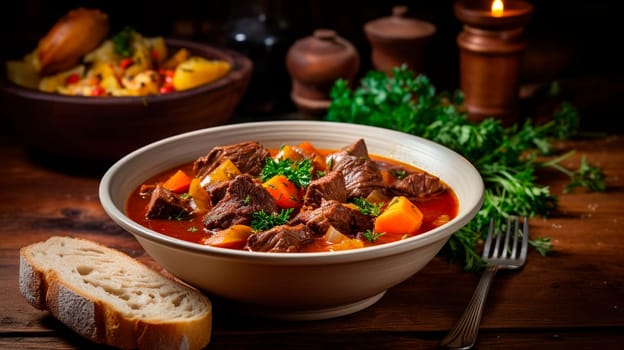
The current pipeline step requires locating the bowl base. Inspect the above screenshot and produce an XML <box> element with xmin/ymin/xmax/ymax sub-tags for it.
<box><xmin>223</xmin><ymin>291</ymin><xmax>387</xmax><ymax>321</ymax></box>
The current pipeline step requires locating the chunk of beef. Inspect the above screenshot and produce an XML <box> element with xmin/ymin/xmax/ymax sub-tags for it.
<box><xmin>145</xmin><ymin>185</ymin><xmax>193</xmax><ymax>220</ymax></box>
<box><xmin>246</xmin><ymin>224</ymin><xmax>314</xmax><ymax>252</ymax></box>
<box><xmin>291</xmin><ymin>199</ymin><xmax>373</xmax><ymax>236</ymax></box>
<box><xmin>391</xmin><ymin>172</ymin><xmax>446</xmax><ymax>199</ymax></box>
<box><xmin>203</xmin><ymin>174</ymin><xmax>277</xmax><ymax>230</ymax></box>
<box><xmin>193</xmin><ymin>141</ymin><xmax>270</xmax><ymax>180</ymax></box>
<box><xmin>326</xmin><ymin>138</ymin><xmax>369</xmax><ymax>168</ymax></box>
<box><xmin>332</xmin><ymin>155</ymin><xmax>385</xmax><ymax>199</ymax></box>
<box><xmin>302</xmin><ymin>170</ymin><xmax>347</xmax><ymax>208</ymax></box>
<box><xmin>205</xmin><ymin>180</ymin><xmax>230</xmax><ymax>205</ymax></box>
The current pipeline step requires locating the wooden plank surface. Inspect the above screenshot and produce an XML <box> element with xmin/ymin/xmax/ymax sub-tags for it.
<box><xmin>1</xmin><ymin>134</ymin><xmax>623</xmax><ymax>349</ymax></box>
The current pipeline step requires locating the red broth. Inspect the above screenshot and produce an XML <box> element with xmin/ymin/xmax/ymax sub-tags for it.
<box><xmin>125</xmin><ymin>149</ymin><xmax>459</xmax><ymax>252</ymax></box>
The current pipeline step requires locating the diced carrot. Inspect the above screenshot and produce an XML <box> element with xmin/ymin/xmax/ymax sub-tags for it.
<box><xmin>296</xmin><ymin>141</ymin><xmax>317</xmax><ymax>155</ymax></box>
<box><xmin>374</xmin><ymin>196</ymin><xmax>423</xmax><ymax>237</ymax></box>
<box><xmin>296</xmin><ymin>141</ymin><xmax>326</xmax><ymax>171</ymax></box>
<box><xmin>262</xmin><ymin>174</ymin><xmax>301</xmax><ymax>208</ymax></box>
<box><xmin>162</xmin><ymin>169</ymin><xmax>192</xmax><ymax>193</ymax></box>
<box><xmin>380</xmin><ymin>170</ymin><xmax>394</xmax><ymax>186</ymax></box>
<box><xmin>202</xmin><ymin>225</ymin><xmax>252</xmax><ymax>249</ymax></box>
<box><xmin>188</xmin><ymin>178</ymin><xmax>212</xmax><ymax>213</ymax></box>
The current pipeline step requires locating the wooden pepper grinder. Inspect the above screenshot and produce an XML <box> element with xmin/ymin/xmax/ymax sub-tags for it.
<box><xmin>286</xmin><ymin>29</ymin><xmax>360</xmax><ymax>116</ymax></box>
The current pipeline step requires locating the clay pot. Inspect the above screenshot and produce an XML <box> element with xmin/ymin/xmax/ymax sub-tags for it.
<box><xmin>286</xmin><ymin>29</ymin><xmax>360</xmax><ymax>115</ymax></box>
<box><xmin>364</xmin><ymin>5</ymin><xmax>436</xmax><ymax>75</ymax></box>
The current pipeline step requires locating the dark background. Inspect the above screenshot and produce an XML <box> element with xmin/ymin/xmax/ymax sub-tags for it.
<box><xmin>1</xmin><ymin>0</ymin><xmax>620</xmax><ymax>125</ymax></box>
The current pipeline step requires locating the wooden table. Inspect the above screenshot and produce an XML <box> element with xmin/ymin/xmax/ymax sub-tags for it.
<box><xmin>1</xmin><ymin>128</ymin><xmax>623</xmax><ymax>349</ymax></box>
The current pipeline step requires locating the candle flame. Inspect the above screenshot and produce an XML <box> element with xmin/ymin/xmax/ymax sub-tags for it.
<box><xmin>491</xmin><ymin>0</ymin><xmax>504</xmax><ymax>17</ymax></box>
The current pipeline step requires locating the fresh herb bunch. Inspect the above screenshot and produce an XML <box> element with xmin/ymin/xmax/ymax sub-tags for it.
<box><xmin>325</xmin><ymin>65</ymin><xmax>606</xmax><ymax>271</ymax></box>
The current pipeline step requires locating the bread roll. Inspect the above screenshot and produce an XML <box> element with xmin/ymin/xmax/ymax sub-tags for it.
<box><xmin>19</xmin><ymin>236</ymin><xmax>212</xmax><ymax>350</ymax></box>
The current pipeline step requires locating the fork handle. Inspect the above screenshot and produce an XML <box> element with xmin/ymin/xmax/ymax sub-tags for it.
<box><xmin>439</xmin><ymin>265</ymin><xmax>499</xmax><ymax>350</ymax></box>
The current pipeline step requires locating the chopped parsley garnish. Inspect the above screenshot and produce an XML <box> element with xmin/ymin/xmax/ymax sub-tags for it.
<box><xmin>168</xmin><ymin>209</ymin><xmax>190</xmax><ymax>221</ymax></box>
<box><xmin>390</xmin><ymin>169</ymin><xmax>408</xmax><ymax>180</ymax></box>
<box><xmin>352</xmin><ymin>197</ymin><xmax>384</xmax><ymax>217</ymax></box>
<box><xmin>362</xmin><ymin>230</ymin><xmax>385</xmax><ymax>243</ymax></box>
<box><xmin>260</xmin><ymin>158</ymin><xmax>312</xmax><ymax>188</ymax></box>
<box><xmin>251</xmin><ymin>208</ymin><xmax>294</xmax><ymax>232</ymax></box>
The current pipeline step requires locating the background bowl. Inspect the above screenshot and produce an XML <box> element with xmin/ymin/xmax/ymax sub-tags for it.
<box><xmin>1</xmin><ymin>38</ymin><xmax>252</xmax><ymax>163</ymax></box>
<box><xmin>99</xmin><ymin>120</ymin><xmax>484</xmax><ymax>320</ymax></box>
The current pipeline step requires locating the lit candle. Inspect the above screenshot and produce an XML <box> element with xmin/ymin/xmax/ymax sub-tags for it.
<box><xmin>491</xmin><ymin>0</ymin><xmax>504</xmax><ymax>17</ymax></box>
<box><xmin>455</xmin><ymin>0</ymin><xmax>533</xmax><ymax>30</ymax></box>
<box><xmin>454</xmin><ymin>0</ymin><xmax>533</xmax><ymax>125</ymax></box>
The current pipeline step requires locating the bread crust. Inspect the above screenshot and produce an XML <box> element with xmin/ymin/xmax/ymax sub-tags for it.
<box><xmin>19</xmin><ymin>236</ymin><xmax>212</xmax><ymax>350</ymax></box>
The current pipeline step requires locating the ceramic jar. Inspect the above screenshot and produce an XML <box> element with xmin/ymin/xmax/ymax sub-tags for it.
<box><xmin>286</xmin><ymin>29</ymin><xmax>360</xmax><ymax>115</ymax></box>
<box><xmin>364</xmin><ymin>5</ymin><xmax>436</xmax><ymax>75</ymax></box>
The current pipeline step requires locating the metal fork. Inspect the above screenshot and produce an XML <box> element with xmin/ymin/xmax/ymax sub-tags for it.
<box><xmin>439</xmin><ymin>216</ymin><xmax>529</xmax><ymax>350</ymax></box>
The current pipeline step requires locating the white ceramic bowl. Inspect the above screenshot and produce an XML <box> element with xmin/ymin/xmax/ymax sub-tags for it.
<box><xmin>99</xmin><ymin>120</ymin><xmax>484</xmax><ymax>320</ymax></box>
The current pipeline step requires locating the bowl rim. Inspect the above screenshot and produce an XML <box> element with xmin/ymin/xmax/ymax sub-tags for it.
<box><xmin>1</xmin><ymin>37</ymin><xmax>253</xmax><ymax>105</ymax></box>
<box><xmin>99</xmin><ymin>120</ymin><xmax>484</xmax><ymax>265</ymax></box>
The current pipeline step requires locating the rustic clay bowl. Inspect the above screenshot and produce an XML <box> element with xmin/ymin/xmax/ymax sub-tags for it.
<box><xmin>99</xmin><ymin>120</ymin><xmax>484</xmax><ymax>320</ymax></box>
<box><xmin>0</xmin><ymin>38</ymin><xmax>252</xmax><ymax>163</ymax></box>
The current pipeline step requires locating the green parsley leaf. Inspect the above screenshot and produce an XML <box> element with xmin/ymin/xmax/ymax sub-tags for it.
<box><xmin>352</xmin><ymin>197</ymin><xmax>384</xmax><ymax>217</ymax></box>
<box><xmin>251</xmin><ymin>208</ymin><xmax>294</xmax><ymax>232</ymax></box>
<box><xmin>260</xmin><ymin>158</ymin><xmax>312</xmax><ymax>188</ymax></box>
<box><xmin>361</xmin><ymin>229</ymin><xmax>385</xmax><ymax>243</ymax></box>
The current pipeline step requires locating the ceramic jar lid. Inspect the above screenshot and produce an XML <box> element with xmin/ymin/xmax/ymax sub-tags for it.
<box><xmin>364</xmin><ymin>6</ymin><xmax>436</xmax><ymax>41</ymax></box>
<box><xmin>286</xmin><ymin>29</ymin><xmax>360</xmax><ymax>115</ymax></box>
<box><xmin>364</xmin><ymin>6</ymin><xmax>436</xmax><ymax>74</ymax></box>
<box><xmin>286</xmin><ymin>29</ymin><xmax>359</xmax><ymax>85</ymax></box>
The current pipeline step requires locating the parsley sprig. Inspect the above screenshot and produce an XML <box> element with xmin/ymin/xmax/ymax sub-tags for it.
<box><xmin>260</xmin><ymin>158</ymin><xmax>312</xmax><ymax>188</ymax></box>
<box><xmin>326</xmin><ymin>65</ymin><xmax>606</xmax><ymax>271</ymax></box>
<box><xmin>362</xmin><ymin>229</ymin><xmax>385</xmax><ymax>243</ymax></box>
<box><xmin>352</xmin><ymin>198</ymin><xmax>384</xmax><ymax>217</ymax></box>
<box><xmin>251</xmin><ymin>208</ymin><xmax>294</xmax><ymax>232</ymax></box>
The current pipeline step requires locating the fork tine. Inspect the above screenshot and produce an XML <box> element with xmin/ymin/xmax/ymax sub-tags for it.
<box><xmin>502</xmin><ymin>216</ymin><xmax>513</xmax><ymax>258</ymax></box>
<box><xmin>520</xmin><ymin>216</ymin><xmax>529</xmax><ymax>262</ymax></box>
<box><xmin>492</xmin><ymin>219</ymin><xmax>504</xmax><ymax>258</ymax></box>
<box><xmin>510</xmin><ymin>216</ymin><xmax>519</xmax><ymax>259</ymax></box>
<box><xmin>482</xmin><ymin>218</ymin><xmax>495</xmax><ymax>259</ymax></box>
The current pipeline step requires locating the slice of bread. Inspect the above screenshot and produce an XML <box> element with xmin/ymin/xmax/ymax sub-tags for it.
<box><xmin>19</xmin><ymin>236</ymin><xmax>212</xmax><ymax>350</ymax></box>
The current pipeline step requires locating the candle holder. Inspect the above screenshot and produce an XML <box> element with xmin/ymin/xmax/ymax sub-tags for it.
<box><xmin>454</xmin><ymin>0</ymin><xmax>533</xmax><ymax>125</ymax></box>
